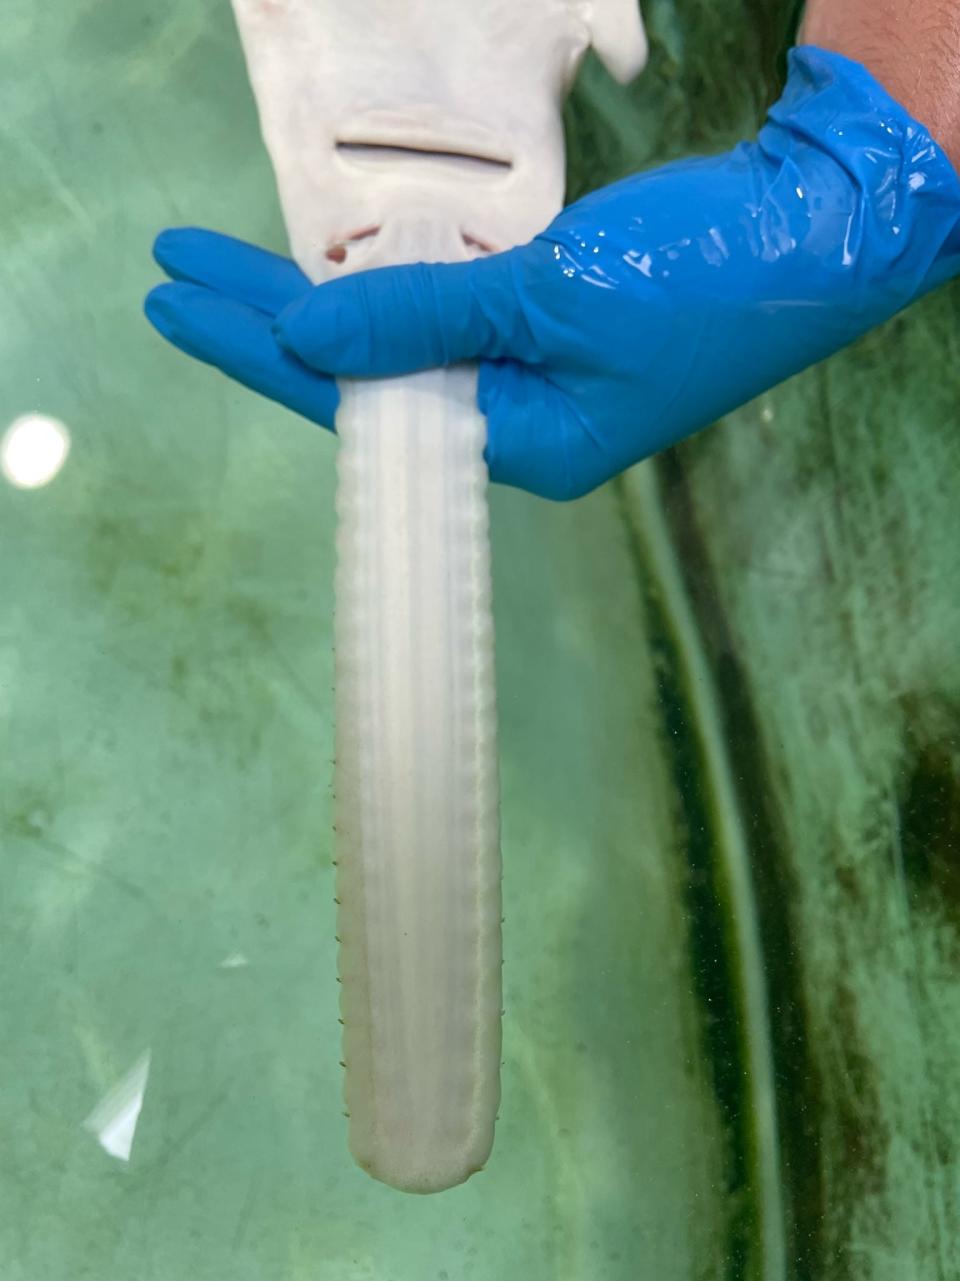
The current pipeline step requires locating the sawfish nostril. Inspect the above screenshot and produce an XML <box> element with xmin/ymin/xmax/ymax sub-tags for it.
<box><xmin>462</xmin><ymin>232</ymin><xmax>497</xmax><ymax>255</ymax></box>
<box><xmin>326</xmin><ymin>225</ymin><xmax>382</xmax><ymax>265</ymax></box>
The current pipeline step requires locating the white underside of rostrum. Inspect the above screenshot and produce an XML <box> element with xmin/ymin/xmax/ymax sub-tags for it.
<box><xmin>335</xmin><ymin>351</ymin><xmax>501</xmax><ymax>1192</ymax></box>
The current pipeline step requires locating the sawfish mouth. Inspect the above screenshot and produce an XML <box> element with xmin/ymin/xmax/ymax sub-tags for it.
<box><xmin>334</xmin><ymin>139</ymin><xmax>513</xmax><ymax>176</ymax></box>
<box><xmin>334</xmin><ymin>110</ymin><xmax>513</xmax><ymax>177</ymax></box>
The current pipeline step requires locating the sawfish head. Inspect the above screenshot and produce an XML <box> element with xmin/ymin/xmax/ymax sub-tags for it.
<box><xmin>231</xmin><ymin>0</ymin><xmax>648</xmax><ymax>278</ymax></box>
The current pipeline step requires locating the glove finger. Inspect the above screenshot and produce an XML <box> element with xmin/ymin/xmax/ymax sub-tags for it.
<box><xmin>153</xmin><ymin>228</ymin><xmax>312</xmax><ymax>318</ymax></box>
<box><xmin>274</xmin><ymin>249</ymin><xmax>530</xmax><ymax>377</ymax></box>
<box><xmin>479</xmin><ymin>359</ymin><xmax>607</xmax><ymax>501</ymax></box>
<box><xmin>145</xmin><ymin>281</ymin><xmax>339</xmax><ymax>429</ymax></box>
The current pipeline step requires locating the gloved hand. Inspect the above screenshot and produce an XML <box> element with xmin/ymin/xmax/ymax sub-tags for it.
<box><xmin>145</xmin><ymin>46</ymin><xmax>960</xmax><ymax>501</ymax></box>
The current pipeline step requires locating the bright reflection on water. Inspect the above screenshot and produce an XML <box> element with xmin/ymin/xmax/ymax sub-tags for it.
<box><xmin>1</xmin><ymin>413</ymin><xmax>71</xmax><ymax>489</ymax></box>
<box><xmin>82</xmin><ymin>1050</ymin><xmax>152</xmax><ymax>1163</ymax></box>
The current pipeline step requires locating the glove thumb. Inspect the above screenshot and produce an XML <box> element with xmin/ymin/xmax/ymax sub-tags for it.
<box><xmin>272</xmin><ymin>251</ymin><xmax>525</xmax><ymax>377</ymax></box>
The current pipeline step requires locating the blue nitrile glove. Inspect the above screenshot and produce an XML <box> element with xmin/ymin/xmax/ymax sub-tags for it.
<box><xmin>146</xmin><ymin>47</ymin><xmax>960</xmax><ymax>501</ymax></box>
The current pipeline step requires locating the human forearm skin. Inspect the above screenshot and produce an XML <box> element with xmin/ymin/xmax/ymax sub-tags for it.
<box><xmin>803</xmin><ymin>0</ymin><xmax>960</xmax><ymax>170</ymax></box>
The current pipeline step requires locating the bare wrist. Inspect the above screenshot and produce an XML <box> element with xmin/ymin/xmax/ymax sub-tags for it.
<box><xmin>802</xmin><ymin>0</ymin><xmax>960</xmax><ymax>171</ymax></box>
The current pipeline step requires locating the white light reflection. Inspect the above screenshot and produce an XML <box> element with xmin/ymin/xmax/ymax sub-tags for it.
<box><xmin>83</xmin><ymin>1050</ymin><xmax>151</xmax><ymax>1162</ymax></box>
<box><xmin>1</xmin><ymin>413</ymin><xmax>71</xmax><ymax>489</ymax></box>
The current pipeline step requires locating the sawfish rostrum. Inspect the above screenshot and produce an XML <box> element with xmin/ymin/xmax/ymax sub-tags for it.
<box><xmin>230</xmin><ymin>0</ymin><xmax>647</xmax><ymax>1193</ymax></box>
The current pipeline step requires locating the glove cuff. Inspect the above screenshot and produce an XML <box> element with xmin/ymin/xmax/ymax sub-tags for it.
<box><xmin>767</xmin><ymin>45</ymin><xmax>960</xmax><ymax>295</ymax></box>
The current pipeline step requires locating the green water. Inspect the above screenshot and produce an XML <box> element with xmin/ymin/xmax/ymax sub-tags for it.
<box><xmin>3</xmin><ymin>3</ymin><xmax>959</xmax><ymax>1278</ymax></box>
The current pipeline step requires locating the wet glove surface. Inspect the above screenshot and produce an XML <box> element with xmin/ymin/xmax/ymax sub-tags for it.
<box><xmin>146</xmin><ymin>47</ymin><xmax>960</xmax><ymax>501</ymax></box>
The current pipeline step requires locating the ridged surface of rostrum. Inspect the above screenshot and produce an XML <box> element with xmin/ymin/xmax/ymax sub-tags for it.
<box><xmin>334</xmin><ymin>358</ymin><xmax>501</xmax><ymax>1193</ymax></box>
